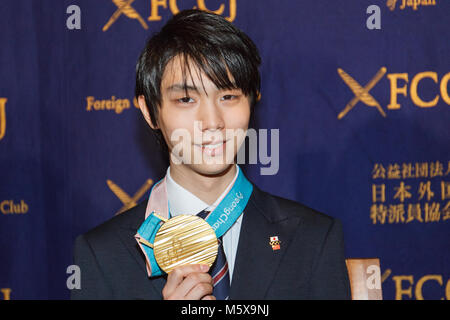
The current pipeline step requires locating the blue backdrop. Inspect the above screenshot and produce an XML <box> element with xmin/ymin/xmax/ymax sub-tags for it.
<box><xmin>0</xmin><ymin>0</ymin><xmax>449</xmax><ymax>300</ymax></box>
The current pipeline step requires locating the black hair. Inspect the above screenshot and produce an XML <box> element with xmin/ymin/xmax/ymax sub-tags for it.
<box><xmin>135</xmin><ymin>9</ymin><xmax>261</xmax><ymax>147</ymax></box>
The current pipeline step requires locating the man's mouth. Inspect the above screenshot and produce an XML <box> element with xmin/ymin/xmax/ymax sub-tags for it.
<box><xmin>195</xmin><ymin>140</ymin><xmax>228</xmax><ymax>157</ymax></box>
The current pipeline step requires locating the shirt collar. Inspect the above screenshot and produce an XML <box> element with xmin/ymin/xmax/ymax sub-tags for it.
<box><xmin>166</xmin><ymin>165</ymin><xmax>239</xmax><ymax>217</ymax></box>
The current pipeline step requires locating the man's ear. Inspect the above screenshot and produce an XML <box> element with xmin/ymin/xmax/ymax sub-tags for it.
<box><xmin>138</xmin><ymin>95</ymin><xmax>158</xmax><ymax>130</ymax></box>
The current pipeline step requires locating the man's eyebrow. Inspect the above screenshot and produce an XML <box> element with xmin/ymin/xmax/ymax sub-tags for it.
<box><xmin>165</xmin><ymin>83</ymin><xmax>199</xmax><ymax>92</ymax></box>
<box><xmin>165</xmin><ymin>82</ymin><xmax>240</xmax><ymax>94</ymax></box>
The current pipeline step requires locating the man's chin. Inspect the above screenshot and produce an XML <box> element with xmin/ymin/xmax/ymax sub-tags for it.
<box><xmin>187</xmin><ymin>162</ymin><xmax>236</xmax><ymax>177</ymax></box>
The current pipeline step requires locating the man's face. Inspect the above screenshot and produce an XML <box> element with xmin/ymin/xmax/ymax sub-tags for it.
<box><xmin>140</xmin><ymin>55</ymin><xmax>250</xmax><ymax>176</ymax></box>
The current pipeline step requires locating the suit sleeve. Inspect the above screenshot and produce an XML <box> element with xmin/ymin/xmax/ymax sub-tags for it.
<box><xmin>71</xmin><ymin>234</ymin><xmax>113</xmax><ymax>300</ymax></box>
<box><xmin>309</xmin><ymin>218</ymin><xmax>351</xmax><ymax>299</ymax></box>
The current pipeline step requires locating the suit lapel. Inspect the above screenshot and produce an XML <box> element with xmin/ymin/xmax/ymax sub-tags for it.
<box><xmin>230</xmin><ymin>186</ymin><xmax>301</xmax><ymax>299</ymax></box>
<box><xmin>116</xmin><ymin>202</ymin><xmax>167</xmax><ymax>298</ymax></box>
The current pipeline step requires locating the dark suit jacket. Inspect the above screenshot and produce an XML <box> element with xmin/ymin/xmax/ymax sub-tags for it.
<box><xmin>71</xmin><ymin>185</ymin><xmax>350</xmax><ymax>300</ymax></box>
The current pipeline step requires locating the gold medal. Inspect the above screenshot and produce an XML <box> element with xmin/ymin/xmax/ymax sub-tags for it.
<box><xmin>152</xmin><ymin>215</ymin><xmax>218</xmax><ymax>274</ymax></box>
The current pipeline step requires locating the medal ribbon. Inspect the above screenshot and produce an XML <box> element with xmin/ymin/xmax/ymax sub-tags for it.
<box><xmin>135</xmin><ymin>166</ymin><xmax>253</xmax><ymax>277</ymax></box>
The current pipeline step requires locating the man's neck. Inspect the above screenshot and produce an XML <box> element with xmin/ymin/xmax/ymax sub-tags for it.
<box><xmin>168</xmin><ymin>164</ymin><xmax>237</xmax><ymax>205</ymax></box>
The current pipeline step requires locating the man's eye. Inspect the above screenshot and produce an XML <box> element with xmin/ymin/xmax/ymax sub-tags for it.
<box><xmin>178</xmin><ymin>97</ymin><xmax>194</xmax><ymax>103</ymax></box>
<box><xmin>221</xmin><ymin>95</ymin><xmax>237</xmax><ymax>101</ymax></box>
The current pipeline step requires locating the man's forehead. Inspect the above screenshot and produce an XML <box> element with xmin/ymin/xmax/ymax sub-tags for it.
<box><xmin>161</xmin><ymin>55</ymin><xmax>236</xmax><ymax>92</ymax></box>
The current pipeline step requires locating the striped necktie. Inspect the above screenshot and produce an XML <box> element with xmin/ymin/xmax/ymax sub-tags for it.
<box><xmin>197</xmin><ymin>209</ymin><xmax>230</xmax><ymax>300</ymax></box>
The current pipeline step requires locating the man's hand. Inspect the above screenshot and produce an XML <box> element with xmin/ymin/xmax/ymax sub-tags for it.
<box><xmin>162</xmin><ymin>264</ymin><xmax>216</xmax><ymax>300</ymax></box>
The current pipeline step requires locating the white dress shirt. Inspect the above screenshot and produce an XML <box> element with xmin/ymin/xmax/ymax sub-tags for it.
<box><xmin>166</xmin><ymin>165</ymin><xmax>243</xmax><ymax>281</ymax></box>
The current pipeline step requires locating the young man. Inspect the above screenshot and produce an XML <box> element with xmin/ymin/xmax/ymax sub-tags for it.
<box><xmin>72</xmin><ymin>9</ymin><xmax>350</xmax><ymax>300</ymax></box>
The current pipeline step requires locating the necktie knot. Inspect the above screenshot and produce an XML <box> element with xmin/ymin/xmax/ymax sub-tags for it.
<box><xmin>196</xmin><ymin>209</ymin><xmax>210</xmax><ymax>220</ymax></box>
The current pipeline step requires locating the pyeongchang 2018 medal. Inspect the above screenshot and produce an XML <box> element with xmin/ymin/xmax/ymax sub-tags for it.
<box><xmin>151</xmin><ymin>214</ymin><xmax>218</xmax><ymax>274</ymax></box>
<box><xmin>135</xmin><ymin>165</ymin><xmax>253</xmax><ymax>277</ymax></box>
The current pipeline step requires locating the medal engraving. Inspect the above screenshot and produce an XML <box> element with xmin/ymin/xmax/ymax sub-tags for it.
<box><xmin>153</xmin><ymin>215</ymin><xmax>218</xmax><ymax>273</ymax></box>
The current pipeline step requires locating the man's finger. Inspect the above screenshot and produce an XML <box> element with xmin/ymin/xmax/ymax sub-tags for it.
<box><xmin>176</xmin><ymin>272</ymin><xmax>213</xmax><ymax>298</ymax></box>
<box><xmin>185</xmin><ymin>282</ymin><xmax>214</xmax><ymax>300</ymax></box>
<box><xmin>163</xmin><ymin>264</ymin><xmax>210</xmax><ymax>299</ymax></box>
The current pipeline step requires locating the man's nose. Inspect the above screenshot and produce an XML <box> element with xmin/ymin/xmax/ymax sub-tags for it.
<box><xmin>197</xmin><ymin>98</ymin><xmax>225</xmax><ymax>132</ymax></box>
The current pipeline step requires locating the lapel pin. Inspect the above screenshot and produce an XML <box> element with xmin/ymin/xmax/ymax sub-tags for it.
<box><xmin>269</xmin><ymin>236</ymin><xmax>281</xmax><ymax>251</ymax></box>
